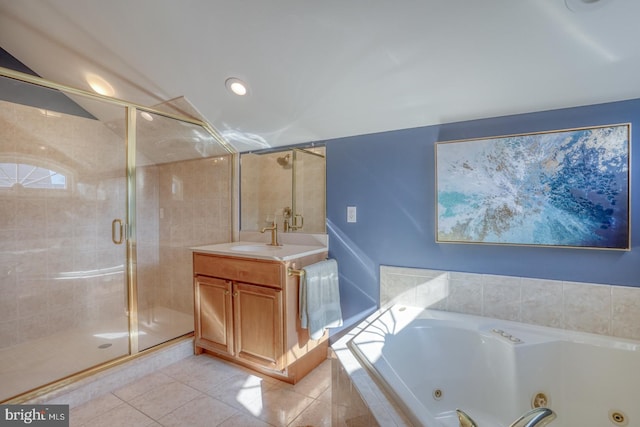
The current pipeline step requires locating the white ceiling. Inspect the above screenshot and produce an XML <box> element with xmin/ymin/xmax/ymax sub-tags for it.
<box><xmin>1</xmin><ymin>0</ymin><xmax>639</xmax><ymax>152</ymax></box>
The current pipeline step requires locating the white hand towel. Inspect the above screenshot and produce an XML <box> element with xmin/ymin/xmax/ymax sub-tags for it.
<box><xmin>299</xmin><ymin>259</ymin><xmax>343</xmax><ymax>339</ymax></box>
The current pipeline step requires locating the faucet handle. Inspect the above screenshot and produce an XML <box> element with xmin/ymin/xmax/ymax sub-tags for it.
<box><xmin>288</xmin><ymin>213</ymin><xmax>304</xmax><ymax>231</ymax></box>
<box><xmin>456</xmin><ymin>409</ymin><xmax>478</xmax><ymax>427</ymax></box>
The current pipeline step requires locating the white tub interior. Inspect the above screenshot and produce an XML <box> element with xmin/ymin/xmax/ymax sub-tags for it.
<box><xmin>348</xmin><ymin>305</ymin><xmax>640</xmax><ymax>427</ymax></box>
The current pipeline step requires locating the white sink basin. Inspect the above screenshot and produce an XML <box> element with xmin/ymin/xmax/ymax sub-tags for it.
<box><xmin>192</xmin><ymin>241</ymin><xmax>326</xmax><ymax>261</ymax></box>
<box><xmin>230</xmin><ymin>244</ymin><xmax>282</xmax><ymax>252</ymax></box>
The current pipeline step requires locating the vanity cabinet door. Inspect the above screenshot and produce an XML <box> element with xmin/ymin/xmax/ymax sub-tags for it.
<box><xmin>233</xmin><ymin>282</ymin><xmax>284</xmax><ymax>371</ymax></box>
<box><xmin>195</xmin><ymin>275</ymin><xmax>234</xmax><ymax>356</ymax></box>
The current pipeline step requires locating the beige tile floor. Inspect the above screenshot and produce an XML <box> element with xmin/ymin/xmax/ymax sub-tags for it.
<box><xmin>69</xmin><ymin>353</ymin><xmax>332</xmax><ymax>427</ymax></box>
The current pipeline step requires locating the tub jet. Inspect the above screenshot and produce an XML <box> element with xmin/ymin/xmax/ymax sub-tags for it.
<box><xmin>608</xmin><ymin>409</ymin><xmax>628</xmax><ymax>426</ymax></box>
<box><xmin>531</xmin><ymin>392</ymin><xmax>549</xmax><ymax>409</ymax></box>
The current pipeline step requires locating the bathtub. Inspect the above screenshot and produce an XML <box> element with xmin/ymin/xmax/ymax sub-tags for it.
<box><xmin>347</xmin><ymin>305</ymin><xmax>640</xmax><ymax>427</ymax></box>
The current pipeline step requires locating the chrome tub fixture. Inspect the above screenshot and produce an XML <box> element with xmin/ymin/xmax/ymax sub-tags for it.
<box><xmin>456</xmin><ymin>409</ymin><xmax>478</xmax><ymax>427</ymax></box>
<box><xmin>457</xmin><ymin>407</ymin><xmax>556</xmax><ymax>427</ymax></box>
<box><xmin>509</xmin><ymin>408</ymin><xmax>556</xmax><ymax>427</ymax></box>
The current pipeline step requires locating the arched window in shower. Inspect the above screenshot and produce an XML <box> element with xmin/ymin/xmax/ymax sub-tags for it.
<box><xmin>0</xmin><ymin>159</ymin><xmax>69</xmax><ymax>190</ymax></box>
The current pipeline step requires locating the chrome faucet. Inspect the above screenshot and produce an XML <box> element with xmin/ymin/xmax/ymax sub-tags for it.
<box><xmin>261</xmin><ymin>221</ymin><xmax>282</xmax><ymax>246</ymax></box>
<box><xmin>509</xmin><ymin>408</ymin><xmax>556</xmax><ymax>427</ymax></box>
<box><xmin>456</xmin><ymin>408</ymin><xmax>556</xmax><ymax>427</ymax></box>
<box><xmin>456</xmin><ymin>409</ymin><xmax>478</xmax><ymax>427</ymax></box>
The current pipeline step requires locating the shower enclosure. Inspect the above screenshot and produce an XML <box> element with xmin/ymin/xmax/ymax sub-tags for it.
<box><xmin>0</xmin><ymin>69</ymin><xmax>233</xmax><ymax>402</ymax></box>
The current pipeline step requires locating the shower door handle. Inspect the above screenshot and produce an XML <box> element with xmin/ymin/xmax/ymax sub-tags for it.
<box><xmin>112</xmin><ymin>219</ymin><xmax>125</xmax><ymax>244</ymax></box>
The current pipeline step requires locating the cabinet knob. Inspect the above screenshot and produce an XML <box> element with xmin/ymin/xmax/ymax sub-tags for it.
<box><xmin>225</xmin><ymin>290</ymin><xmax>229</xmax><ymax>295</ymax></box>
<box><xmin>233</xmin><ymin>292</ymin><xmax>238</xmax><ymax>297</ymax></box>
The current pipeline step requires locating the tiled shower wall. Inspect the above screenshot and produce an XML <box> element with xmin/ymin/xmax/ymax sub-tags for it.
<box><xmin>0</xmin><ymin>100</ymin><xmax>127</xmax><ymax>348</ymax></box>
<box><xmin>0</xmin><ymin>99</ymin><xmax>233</xmax><ymax>349</ymax></box>
<box><xmin>380</xmin><ymin>265</ymin><xmax>640</xmax><ymax>340</ymax></box>
<box><xmin>137</xmin><ymin>157</ymin><xmax>231</xmax><ymax>315</ymax></box>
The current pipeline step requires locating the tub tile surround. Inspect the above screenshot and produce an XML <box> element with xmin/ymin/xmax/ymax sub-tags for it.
<box><xmin>331</xmin><ymin>356</ymin><xmax>380</xmax><ymax>427</ymax></box>
<box><xmin>332</xmin><ymin>265</ymin><xmax>640</xmax><ymax>427</ymax></box>
<box><xmin>331</xmin><ymin>313</ymin><xmax>410</xmax><ymax>427</ymax></box>
<box><xmin>380</xmin><ymin>265</ymin><xmax>640</xmax><ymax>340</ymax></box>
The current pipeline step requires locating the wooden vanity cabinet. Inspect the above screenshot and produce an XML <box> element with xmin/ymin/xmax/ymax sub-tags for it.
<box><xmin>193</xmin><ymin>250</ymin><xmax>328</xmax><ymax>383</ymax></box>
<box><xmin>194</xmin><ymin>276</ymin><xmax>233</xmax><ymax>356</ymax></box>
<box><xmin>233</xmin><ymin>282</ymin><xmax>283</xmax><ymax>370</ymax></box>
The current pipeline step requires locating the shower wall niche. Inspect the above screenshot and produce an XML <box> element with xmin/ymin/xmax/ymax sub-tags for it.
<box><xmin>0</xmin><ymin>74</ymin><xmax>232</xmax><ymax>402</ymax></box>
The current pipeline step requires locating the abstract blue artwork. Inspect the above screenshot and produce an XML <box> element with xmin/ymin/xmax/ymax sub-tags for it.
<box><xmin>436</xmin><ymin>124</ymin><xmax>630</xmax><ymax>250</ymax></box>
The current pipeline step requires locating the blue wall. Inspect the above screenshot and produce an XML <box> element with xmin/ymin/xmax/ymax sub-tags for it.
<box><xmin>326</xmin><ymin>99</ymin><xmax>640</xmax><ymax>328</ymax></box>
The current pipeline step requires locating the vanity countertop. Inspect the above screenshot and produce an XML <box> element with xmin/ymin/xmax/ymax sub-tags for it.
<box><xmin>191</xmin><ymin>241</ymin><xmax>327</xmax><ymax>261</ymax></box>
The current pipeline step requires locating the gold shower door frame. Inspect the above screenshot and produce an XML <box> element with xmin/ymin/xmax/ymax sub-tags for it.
<box><xmin>0</xmin><ymin>66</ymin><xmax>234</xmax><ymax>403</ymax></box>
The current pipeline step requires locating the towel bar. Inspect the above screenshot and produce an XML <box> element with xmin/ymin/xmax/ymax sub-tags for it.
<box><xmin>288</xmin><ymin>259</ymin><xmax>329</xmax><ymax>277</ymax></box>
<box><xmin>287</xmin><ymin>267</ymin><xmax>305</xmax><ymax>277</ymax></box>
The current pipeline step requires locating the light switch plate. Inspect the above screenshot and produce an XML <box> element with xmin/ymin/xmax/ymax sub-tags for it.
<box><xmin>347</xmin><ymin>206</ymin><xmax>357</xmax><ymax>223</ymax></box>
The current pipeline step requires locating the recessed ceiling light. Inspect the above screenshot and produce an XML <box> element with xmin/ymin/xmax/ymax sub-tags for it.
<box><xmin>225</xmin><ymin>77</ymin><xmax>249</xmax><ymax>96</ymax></box>
<box><xmin>86</xmin><ymin>73</ymin><xmax>115</xmax><ymax>97</ymax></box>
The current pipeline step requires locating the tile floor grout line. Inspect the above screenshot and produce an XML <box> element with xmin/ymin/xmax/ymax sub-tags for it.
<box><xmin>286</xmin><ymin>395</ymin><xmax>324</xmax><ymax>427</ymax></box>
<box><xmin>121</xmin><ymin>396</ymin><xmax>163</xmax><ymax>425</ymax></box>
<box><xmin>71</xmin><ymin>354</ymin><xmax>333</xmax><ymax>427</ymax></box>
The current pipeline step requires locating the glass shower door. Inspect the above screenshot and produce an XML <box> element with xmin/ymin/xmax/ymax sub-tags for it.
<box><xmin>134</xmin><ymin>106</ymin><xmax>232</xmax><ymax>351</ymax></box>
<box><xmin>0</xmin><ymin>70</ymin><xmax>233</xmax><ymax>402</ymax></box>
<box><xmin>0</xmin><ymin>81</ymin><xmax>130</xmax><ymax>401</ymax></box>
